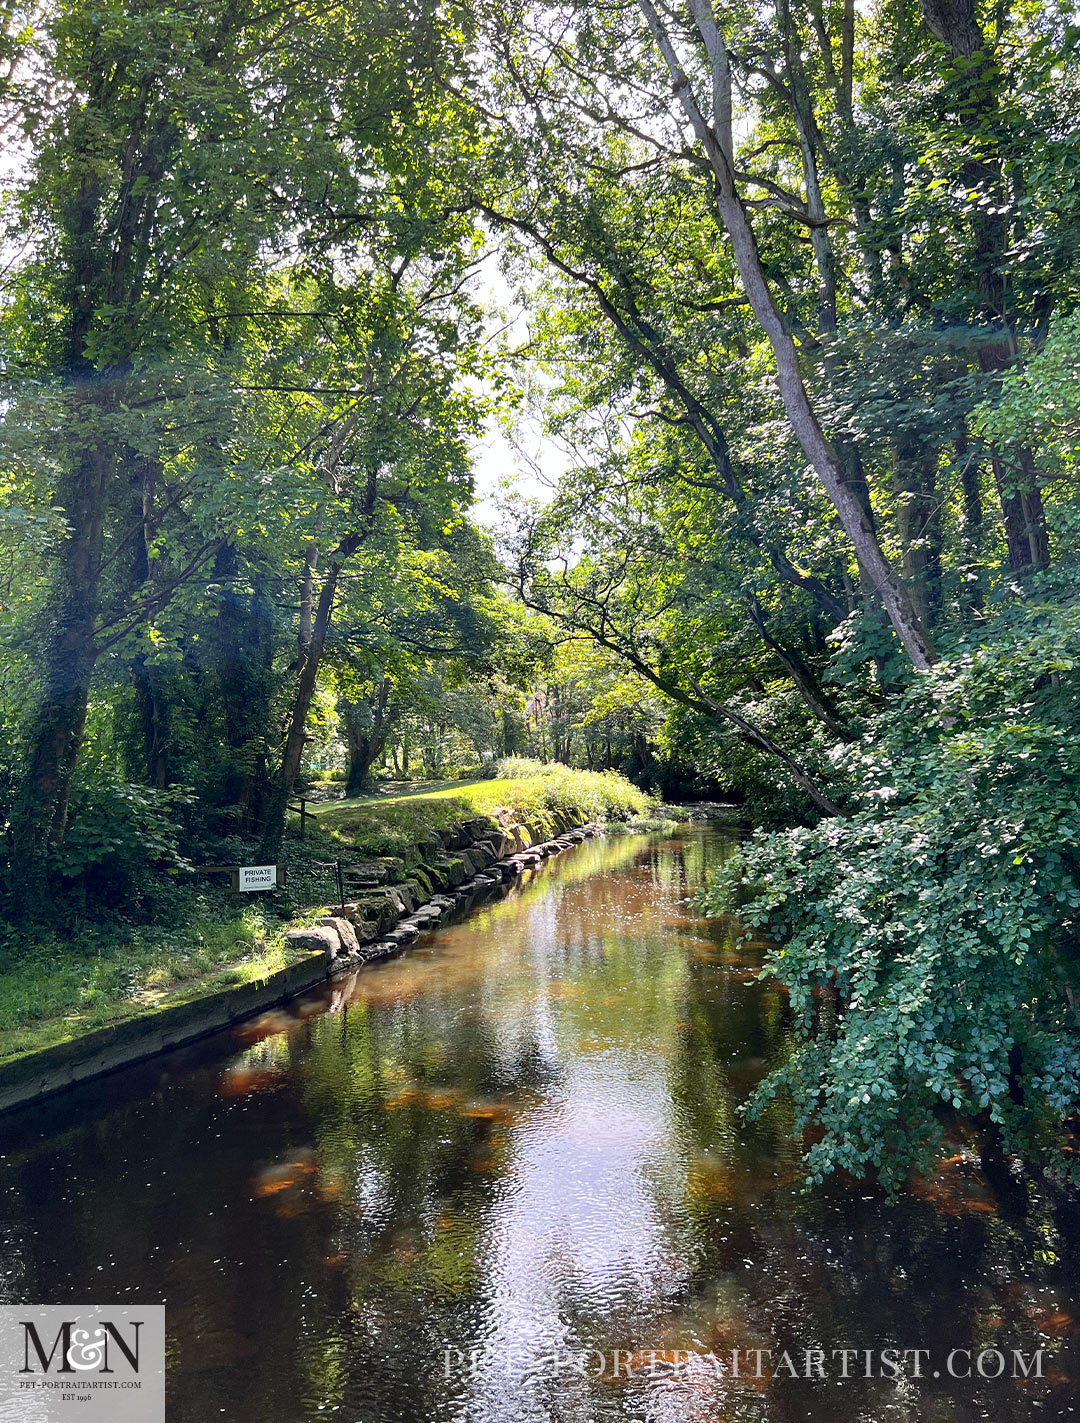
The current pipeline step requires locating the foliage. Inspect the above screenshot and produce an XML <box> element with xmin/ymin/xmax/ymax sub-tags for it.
<box><xmin>502</xmin><ymin>762</ymin><xmax>653</xmax><ymax>824</ymax></box>
<box><xmin>494</xmin><ymin>756</ymin><xmax>559</xmax><ymax>779</ymax></box>
<box><xmin>0</xmin><ymin>812</ymin><xmax>373</xmax><ymax>1059</ymax></box>
<box><xmin>52</xmin><ymin>780</ymin><xmax>194</xmax><ymax>888</ymax></box>
<box><xmin>696</xmin><ymin>571</ymin><xmax>1080</xmax><ymax>1188</ymax></box>
<box><xmin>317</xmin><ymin>765</ymin><xmax>652</xmax><ymax>859</ymax></box>
<box><xmin>976</xmin><ymin>310</ymin><xmax>1080</xmax><ymax>494</ymax></box>
<box><xmin>1</xmin><ymin>0</ymin><xmax>1079</xmax><ymax>1196</ymax></box>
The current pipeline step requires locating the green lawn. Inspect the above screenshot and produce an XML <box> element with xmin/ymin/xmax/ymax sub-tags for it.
<box><xmin>0</xmin><ymin>899</ymin><xmax>317</xmax><ymax>1061</ymax></box>
<box><xmin>314</xmin><ymin>769</ymin><xmax>652</xmax><ymax>859</ymax></box>
<box><xmin>0</xmin><ymin>833</ymin><xmax>345</xmax><ymax>1064</ymax></box>
<box><xmin>309</xmin><ymin>776</ymin><xmax>491</xmax><ymax>807</ymax></box>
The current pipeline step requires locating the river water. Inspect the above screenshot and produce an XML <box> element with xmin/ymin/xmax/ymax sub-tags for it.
<box><xmin>1</xmin><ymin>828</ymin><xmax>1077</xmax><ymax>1421</ymax></box>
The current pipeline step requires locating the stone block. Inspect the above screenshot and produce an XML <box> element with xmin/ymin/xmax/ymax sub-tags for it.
<box><xmin>417</xmin><ymin>862</ymin><xmax>443</xmax><ymax>891</ymax></box>
<box><xmin>438</xmin><ymin>855</ymin><xmax>466</xmax><ymax>886</ymax></box>
<box><xmin>342</xmin><ymin>859</ymin><xmax>389</xmax><ymax>884</ymax></box>
<box><xmin>404</xmin><ymin>876</ymin><xmax>427</xmax><ymax>906</ymax></box>
<box><xmin>362</xmin><ymin>939</ymin><xmax>394</xmax><ymax>961</ymax></box>
<box><xmin>285</xmin><ymin>925</ymin><xmax>340</xmax><ymax>962</ymax></box>
<box><xmin>348</xmin><ymin>891</ymin><xmax>397</xmax><ymax>931</ymax></box>
<box><xmin>318</xmin><ymin>916</ymin><xmax>359</xmax><ymax>956</ymax></box>
<box><xmin>385</xmin><ymin>885</ymin><xmax>409</xmax><ymax>916</ymax></box>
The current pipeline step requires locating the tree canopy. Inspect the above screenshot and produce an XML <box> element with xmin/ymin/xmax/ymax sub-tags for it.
<box><xmin>2</xmin><ymin>0</ymin><xmax>1079</xmax><ymax>1190</ymax></box>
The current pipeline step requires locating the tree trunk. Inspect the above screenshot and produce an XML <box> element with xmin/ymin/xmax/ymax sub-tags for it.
<box><xmin>342</xmin><ymin>677</ymin><xmax>391</xmax><ymax>797</ymax></box>
<box><xmin>344</xmin><ymin>739</ymin><xmax>380</xmax><ymax>797</ymax></box>
<box><xmin>956</xmin><ymin>433</ymin><xmax>984</xmax><ymax>619</ymax></box>
<box><xmin>638</xmin><ymin>0</ymin><xmax>937</xmax><ymax>670</ymax></box>
<box><xmin>135</xmin><ymin>656</ymin><xmax>169</xmax><ymax>790</ymax></box>
<box><xmin>298</xmin><ymin>531</ymin><xmax>319</xmax><ymax>677</ymax></box>
<box><xmin>987</xmin><ymin>426</ymin><xmax>1050</xmax><ymax>576</ymax></box>
<box><xmin>11</xmin><ymin>436</ymin><xmax>110</xmax><ymax>905</ymax></box>
<box><xmin>9</xmin><ymin>147</ymin><xmax>110</xmax><ymax>904</ymax></box>
<box><xmin>261</xmin><ymin>533</ymin><xmax>360</xmax><ymax>857</ymax></box>
<box><xmin>214</xmin><ymin>545</ymin><xmax>274</xmax><ymax>831</ymax></box>
<box><xmin>892</xmin><ymin>436</ymin><xmax>942</xmax><ymax>630</ymax></box>
<box><xmin>131</xmin><ymin>455</ymin><xmax>169</xmax><ymax>788</ymax></box>
<box><xmin>921</xmin><ymin>0</ymin><xmax>1049</xmax><ymax>575</ymax></box>
<box><xmin>9</xmin><ymin>74</ymin><xmax>183</xmax><ymax>904</ymax></box>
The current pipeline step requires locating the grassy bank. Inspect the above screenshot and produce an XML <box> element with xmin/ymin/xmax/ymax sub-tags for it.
<box><xmin>313</xmin><ymin>760</ymin><xmax>652</xmax><ymax>855</ymax></box>
<box><xmin>0</xmin><ymin>835</ymin><xmax>342</xmax><ymax>1062</ymax></box>
<box><xmin>0</xmin><ymin>765</ymin><xmax>652</xmax><ymax>1066</ymax></box>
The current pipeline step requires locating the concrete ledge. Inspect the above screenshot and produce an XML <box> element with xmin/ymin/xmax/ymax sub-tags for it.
<box><xmin>0</xmin><ymin>817</ymin><xmax>604</xmax><ymax>1116</ymax></box>
<box><xmin>0</xmin><ymin>952</ymin><xmax>329</xmax><ymax>1115</ymax></box>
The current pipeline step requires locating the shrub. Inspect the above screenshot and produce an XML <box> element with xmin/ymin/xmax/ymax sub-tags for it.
<box><xmin>53</xmin><ymin>781</ymin><xmax>194</xmax><ymax>893</ymax></box>
<box><xmin>494</xmin><ymin>755</ymin><xmax>558</xmax><ymax>779</ymax></box>
<box><xmin>318</xmin><ymin>762</ymin><xmax>652</xmax><ymax>859</ymax></box>
<box><xmin>696</xmin><ymin>578</ymin><xmax>1080</xmax><ymax>1190</ymax></box>
<box><xmin>526</xmin><ymin>764</ymin><xmax>651</xmax><ymax>823</ymax></box>
<box><xmin>492</xmin><ymin>759</ymin><xmax>653</xmax><ymax>822</ymax></box>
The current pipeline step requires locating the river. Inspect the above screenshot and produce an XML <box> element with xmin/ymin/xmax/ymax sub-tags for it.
<box><xmin>1</xmin><ymin>828</ymin><xmax>1076</xmax><ymax>1420</ymax></box>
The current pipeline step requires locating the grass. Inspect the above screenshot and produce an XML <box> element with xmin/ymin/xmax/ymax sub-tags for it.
<box><xmin>0</xmin><ymin>922</ymin><xmax>299</xmax><ymax>1060</ymax></box>
<box><xmin>0</xmin><ymin>763</ymin><xmax>652</xmax><ymax>1066</ymax></box>
<box><xmin>306</xmin><ymin>776</ymin><xmax>491</xmax><ymax>804</ymax></box>
<box><xmin>315</xmin><ymin>764</ymin><xmax>653</xmax><ymax>860</ymax></box>
<box><xmin>0</xmin><ymin>912</ymin><xmax>298</xmax><ymax>1061</ymax></box>
<box><xmin>0</xmin><ymin>833</ymin><xmax>345</xmax><ymax>1064</ymax></box>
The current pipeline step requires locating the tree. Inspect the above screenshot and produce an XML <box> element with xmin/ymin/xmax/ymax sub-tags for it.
<box><xmin>0</xmin><ymin>0</ymin><xmax>491</xmax><ymax>891</ymax></box>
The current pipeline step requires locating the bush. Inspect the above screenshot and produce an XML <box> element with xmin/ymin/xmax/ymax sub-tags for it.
<box><xmin>523</xmin><ymin>764</ymin><xmax>651</xmax><ymax>823</ymax></box>
<box><xmin>317</xmin><ymin>762</ymin><xmax>652</xmax><ymax>860</ymax></box>
<box><xmin>494</xmin><ymin>755</ymin><xmax>558</xmax><ymax>779</ymax></box>
<box><xmin>53</xmin><ymin>781</ymin><xmax>194</xmax><ymax>894</ymax></box>
<box><xmin>696</xmin><ymin>577</ymin><xmax>1080</xmax><ymax>1190</ymax></box>
<box><xmin>492</xmin><ymin>758</ymin><xmax>652</xmax><ymax>822</ymax></box>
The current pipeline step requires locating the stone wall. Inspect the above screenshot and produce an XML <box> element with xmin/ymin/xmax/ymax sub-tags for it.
<box><xmin>285</xmin><ymin>809</ymin><xmax>600</xmax><ymax>971</ymax></box>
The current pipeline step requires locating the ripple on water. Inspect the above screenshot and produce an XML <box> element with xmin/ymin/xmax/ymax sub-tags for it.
<box><xmin>0</xmin><ymin>828</ymin><xmax>1075</xmax><ymax>1422</ymax></box>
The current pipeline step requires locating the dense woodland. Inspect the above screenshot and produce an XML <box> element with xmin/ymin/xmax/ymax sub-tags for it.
<box><xmin>1</xmin><ymin>0</ymin><xmax>1079</xmax><ymax>1187</ymax></box>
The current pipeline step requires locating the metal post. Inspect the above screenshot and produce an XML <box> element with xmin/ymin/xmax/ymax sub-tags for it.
<box><xmin>335</xmin><ymin>858</ymin><xmax>345</xmax><ymax>913</ymax></box>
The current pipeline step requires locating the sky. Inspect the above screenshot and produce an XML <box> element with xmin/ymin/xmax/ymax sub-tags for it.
<box><xmin>465</xmin><ymin>249</ymin><xmax>571</xmax><ymax>529</ymax></box>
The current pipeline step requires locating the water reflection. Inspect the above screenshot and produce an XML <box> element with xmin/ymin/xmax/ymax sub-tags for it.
<box><xmin>0</xmin><ymin>829</ymin><xmax>1076</xmax><ymax>1421</ymax></box>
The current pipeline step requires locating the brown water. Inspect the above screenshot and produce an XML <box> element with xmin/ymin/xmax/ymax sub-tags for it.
<box><xmin>1</xmin><ymin>829</ymin><xmax>1077</xmax><ymax>1421</ymax></box>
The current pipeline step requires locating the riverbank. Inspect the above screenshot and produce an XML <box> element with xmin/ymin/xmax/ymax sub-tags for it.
<box><xmin>0</xmin><ymin>767</ymin><xmax>659</xmax><ymax>1107</ymax></box>
<box><xmin>0</xmin><ymin>813</ymin><xmax>613</xmax><ymax>1114</ymax></box>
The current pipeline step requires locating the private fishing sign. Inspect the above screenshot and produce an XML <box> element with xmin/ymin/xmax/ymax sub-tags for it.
<box><xmin>195</xmin><ymin>863</ymin><xmax>286</xmax><ymax>892</ymax></box>
<box><xmin>237</xmin><ymin>864</ymin><xmax>278</xmax><ymax>892</ymax></box>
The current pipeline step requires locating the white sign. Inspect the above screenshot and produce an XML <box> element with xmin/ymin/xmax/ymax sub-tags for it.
<box><xmin>238</xmin><ymin>864</ymin><xmax>277</xmax><ymax>892</ymax></box>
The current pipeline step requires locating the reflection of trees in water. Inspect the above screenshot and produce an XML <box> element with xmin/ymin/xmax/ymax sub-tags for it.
<box><xmin>2</xmin><ymin>830</ymin><xmax>1077</xmax><ymax>1421</ymax></box>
